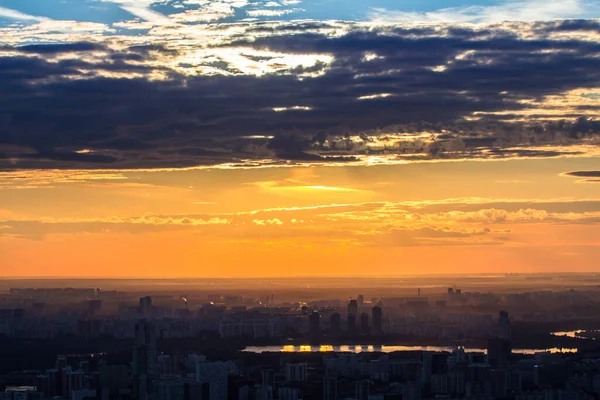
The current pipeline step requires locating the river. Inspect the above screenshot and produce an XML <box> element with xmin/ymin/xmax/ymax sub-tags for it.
<box><xmin>243</xmin><ymin>344</ymin><xmax>577</xmax><ymax>354</ymax></box>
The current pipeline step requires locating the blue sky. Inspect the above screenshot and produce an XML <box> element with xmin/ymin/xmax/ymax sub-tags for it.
<box><xmin>2</xmin><ymin>0</ymin><xmax>600</xmax><ymax>29</ymax></box>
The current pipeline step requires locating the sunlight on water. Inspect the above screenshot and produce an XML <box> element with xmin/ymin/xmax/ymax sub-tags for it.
<box><xmin>244</xmin><ymin>345</ymin><xmax>578</xmax><ymax>354</ymax></box>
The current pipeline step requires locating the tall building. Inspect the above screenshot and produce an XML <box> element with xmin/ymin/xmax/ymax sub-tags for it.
<box><xmin>357</xmin><ymin>294</ymin><xmax>364</xmax><ymax>306</ymax></box>
<box><xmin>309</xmin><ymin>311</ymin><xmax>320</xmax><ymax>335</ymax></box>
<box><xmin>133</xmin><ymin>320</ymin><xmax>157</xmax><ymax>399</ymax></box>
<box><xmin>277</xmin><ymin>387</ymin><xmax>300</xmax><ymax>400</ymax></box>
<box><xmin>498</xmin><ymin>310</ymin><xmax>511</xmax><ymax>340</ymax></box>
<box><xmin>347</xmin><ymin>313</ymin><xmax>357</xmax><ymax>334</ymax></box>
<box><xmin>372</xmin><ymin>305</ymin><xmax>382</xmax><ymax>335</ymax></box>
<box><xmin>285</xmin><ymin>363</ymin><xmax>307</xmax><ymax>382</ymax></box>
<box><xmin>261</xmin><ymin>369</ymin><xmax>274</xmax><ymax>387</ymax></box>
<box><xmin>157</xmin><ymin>375</ymin><xmax>184</xmax><ymax>400</ymax></box>
<box><xmin>87</xmin><ymin>300</ymin><xmax>102</xmax><ymax>316</ymax></box>
<box><xmin>330</xmin><ymin>313</ymin><xmax>341</xmax><ymax>334</ymax></box>
<box><xmin>355</xmin><ymin>379</ymin><xmax>370</xmax><ymax>400</ymax></box>
<box><xmin>196</xmin><ymin>361</ymin><xmax>228</xmax><ymax>400</ymax></box>
<box><xmin>360</xmin><ymin>313</ymin><xmax>369</xmax><ymax>335</ymax></box>
<box><xmin>323</xmin><ymin>377</ymin><xmax>337</xmax><ymax>400</ymax></box>
<box><xmin>139</xmin><ymin>296</ymin><xmax>153</xmax><ymax>317</ymax></box>
<box><xmin>347</xmin><ymin>299</ymin><xmax>358</xmax><ymax>317</ymax></box>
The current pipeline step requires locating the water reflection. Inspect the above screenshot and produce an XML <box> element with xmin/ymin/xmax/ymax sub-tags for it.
<box><xmin>552</xmin><ymin>330</ymin><xmax>585</xmax><ymax>338</ymax></box>
<box><xmin>244</xmin><ymin>345</ymin><xmax>577</xmax><ymax>354</ymax></box>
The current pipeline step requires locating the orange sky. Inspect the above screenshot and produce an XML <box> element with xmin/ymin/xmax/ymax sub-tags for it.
<box><xmin>1</xmin><ymin>156</ymin><xmax>599</xmax><ymax>277</ymax></box>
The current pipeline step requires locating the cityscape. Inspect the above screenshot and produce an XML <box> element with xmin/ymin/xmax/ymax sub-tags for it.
<box><xmin>2</xmin><ymin>276</ymin><xmax>600</xmax><ymax>399</ymax></box>
<box><xmin>1</xmin><ymin>0</ymin><xmax>599</xmax><ymax>399</ymax></box>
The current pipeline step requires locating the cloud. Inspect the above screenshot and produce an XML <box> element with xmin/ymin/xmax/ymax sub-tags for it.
<box><xmin>98</xmin><ymin>0</ymin><xmax>171</xmax><ymax>24</ymax></box>
<box><xmin>0</xmin><ymin>20</ymin><xmax>600</xmax><ymax>170</ymax></box>
<box><xmin>563</xmin><ymin>171</ymin><xmax>600</xmax><ymax>178</ymax></box>
<box><xmin>380</xmin><ymin>227</ymin><xmax>498</xmax><ymax>247</ymax></box>
<box><xmin>563</xmin><ymin>170</ymin><xmax>600</xmax><ymax>183</ymax></box>
<box><xmin>369</xmin><ymin>0</ymin><xmax>600</xmax><ymax>24</ymax></box>
<box><xmin>0</xmin><ymin>6</ymin><xmax>50</xmax><ymax>22</ymax></box>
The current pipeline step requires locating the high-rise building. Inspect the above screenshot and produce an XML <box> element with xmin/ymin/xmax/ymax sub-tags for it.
<box><xmin>357</xmin><ymin>294</ymin><xmax>364</xmax><ymax>306</ymax></box>
<box><xmin>347</xmin><ymin>299</ymin><xmax>358</xmax><ymax>317</ymax></box>
<box><xmin>261</xmin><ymin>369</ymin><xmax>274</xmax><ymax>388</ymax></box>
<box><xmin>347</xmin><ymin>313</ymin><xmax>357</xmax><ymax>334</ymax></box>
<box><xmin>488</xmin><ymin>338</ymin><xmax>511</xmax><ymax>368</ymax></box>
<box><xmin>285</xmin><ymin>363</ymin><xmax>307</xmax><ymax>382</ymax></box>
<box><xmin>372</xmin><ymin>305</ymin><xmax>382</xmax><ymax>335</ymax></box>
<box><xmin>360</xmin><ymin>313</ymin><xmax>369</xmax><ymax>335</ymax></box>
<box><xmin>139</xmin><ymin>296</ymin><xmax>153</xmax><ymax>317</ymax></box>
<box><xmin>196</xmin><ymin>361</ymin><xmax>228</xmax><ymax>400</ymax></box>
<box><xmin>133</xmin><ymin>320</ymin><xmax>157</xmax><ymax>399</ymax></box>
<box><xmin>498</xmin><ymin>311</ymin><xmax>510</xmax><ymax>340</ymax></box>
<box><xmin>355</xmin><ymin>379</ymin><xmax>369</xmax><ymax>400</ymax></box>
<box><xmin>87</xmin><ymin>300</ymin><xmax>102</xmax><ymax>317</ymax></box>
<box><xmin>323</xmin><ymin>377</ymin><xmax>337</xmax><ymax>400</ymax></box>
<box><xmin>277</xmin><ymin>387</ymin><xmax>300</xmax><ymax>400</ymax></box>
<box><xmin>330</xmin><ymin>313</ymin><xmax>341</xmax><ymax>334</ymax></box>
<box><xmin>309</xmin><ymin>311</ymin><xmax>320</xmax><ymax>335</ymax></box>
<box><xmin>157</xmin><ymin>375</ymin><xmax>184</xmax><ymax>400</ymax></box>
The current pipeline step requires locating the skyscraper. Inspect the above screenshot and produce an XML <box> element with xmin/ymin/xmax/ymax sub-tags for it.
<box><xmin>139</xmin><ymin>296</ymin><xmax>153</xmax><ymax>317</ymax></box>
<box><xmin>309</xmin><ymin>311</ymin><xmax>320</xmax><ymax>335</ymax></box>
<box><xmin>196</xmin><ymin>361</ymin><xmax>228</xmax><ymax>400</ymax></box>
<box><xmin>360</xmin><ymin>313</ymin><xmax>369</xmax><ymax>335</ymax></box>
<box><xmin>347</xmin><ymin>313</ymin><xmax>357</xmax><ymax>334</ymax></box>
<box><xmin>323</xmin><ymin>377</ymin><xmax>337</xmax><ymax>400</ymax></box>
<box><xmin>372</xmin><ymin>304</ymin><xmax>382</xmax><ymax>335</ymax></box>
<box><xmin>498</xmin><ymin>310</ymin><xmax>511</xmax><ymax>340</ymax></box>
<box><xmin>330</xmin><ymin>313</ymin><xmax>341</xmax><ymax>334</ymax></box>
<box><xmin>489</xmin><ymin>310</ymin><xmax>512</xmax><ymax>368</ymax></box>
<box><xmin>355</xmin><ymin>379</ymin><xmax>369</xmax><ymax>400</ymax></box>
<box><xmin>347</xmin><ymin>299</ymin><xmax>358</xmax><ymax>316</ymax></box>
<box><xmin>133</xmin><ymin>320</ymin><xmax>157</xmax><ymax>399</ymax></box>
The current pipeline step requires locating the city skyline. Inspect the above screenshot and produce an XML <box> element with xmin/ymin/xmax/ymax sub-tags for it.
<box><xmin>0</xmin><ymin>0</ymin><xmax>599</xmax><ymax>277</ymax></box>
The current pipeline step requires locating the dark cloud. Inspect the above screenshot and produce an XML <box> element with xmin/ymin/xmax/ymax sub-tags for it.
<box><xmin>15</xmin><ymin>42</ymin><xmax>106</xmax><ymax>54</ymax></box>
<box><xmin>0</xmin><ymin>21</ymin><xmax>599</xmax><ymax>169</ymax></box>
<box><xmin>564</xmin><ymin>171</ymin><xmax>600</xmax><ymax>177</ymax></box>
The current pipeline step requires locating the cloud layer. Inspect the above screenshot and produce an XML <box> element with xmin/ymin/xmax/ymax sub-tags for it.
<box><xmin>0</xmin><ymin>4</ymin><xmax>599</xmax><ymax>170</ymax></box>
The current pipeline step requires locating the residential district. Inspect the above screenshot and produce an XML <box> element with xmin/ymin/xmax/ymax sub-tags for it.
<box><xmin>2</xmin><ymin>284</ymin><xmax>600</xmax><ymax>400</ymax></box>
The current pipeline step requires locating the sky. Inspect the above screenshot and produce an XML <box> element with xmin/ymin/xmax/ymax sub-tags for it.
<box><xmin>0</xmin><ymin>0</ymin><xmax>599</xmax><ymax>277</ymax></box>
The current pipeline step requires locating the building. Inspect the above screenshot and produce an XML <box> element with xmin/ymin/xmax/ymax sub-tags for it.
<box><xmin>158</xmin><ymin>375</ymin><xmax>184</xmax><ymax>400</ymax></box>
<box><xmin>261</xmin><ymin>369</ymin><xmax>274</xmax><ymax>387</ymax></box>
<box><xmin>360</xmin><ymin>313</ymin><xmax>369</xmax><ymax>335</ymax></box>
<box><xmin>348</xmin><ymin>299</ymin><xmax>358</xmax><ymax>316</ymax></box>
<box><xmin>277</xmin><ymin>388</ymin><xmax>300</xmax><ymax>400</ymax></box>
<box><xmin>372</xmin><ymin>305</ymin><xmax>382</xmax><ymax>335</ymax></box>
<box><xmin>133</xmin><ymin>320</ymin><xmax>157</xmax><ymax>399</ymax></box>
<box><xmin>2</xmin><ymin>387</ymin><xmax>43</xmax><ymax>400</ymax></box>
<box><xmin>323</xmin><ymin>377</ymin><xmax>337</xmax><ymax>400</ymax></box>
<box><xmin>488</xmin><ymin>338</ymin><xmax>512</xmax><ymax>368</ymax></box>
<box><xmin>347</xmin><ymin>313</ymin><xmax>357</xmax><ymax>334</ymax></box>
<box><xmin>330</xmin><ymin>313</ymin><xmax>341</xmax><ymax>334</ymax></box>
<box><xmin>285</xmin><ymin>363</ymin><xmax>307</xmax><ymax>382</ymax></box>
<box><xmin>87</xmin><ymin>300</ymin><xmax>102</xmax><ymax>316</ymax></box>
<box><xmin>355</xmin><ymin>379</ymin><xmax>370</xmax><ymax>400</ymax></box>
<box><xmin>309</xmin><ymin>311</ymin><xmax>320</xmax><ymax>335</ymax></box>
<box><xmin>499</xmin><ymin>310</ymin><xmax>511</xmax><ymax>340</ymax></box>
<box><xmin>357</xmin><ymin>295</ymin><xmax>364</xmax><ymax>306</ymax></box>
<box><xmin>196</xmin><ymin>361</ymin><xmax>228</xmax><ymax>400</ymax></box>
<box><xmin>139</xmin><ymin>296</ymin><xmax>153</xmax><ymax>316</ymax></box>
